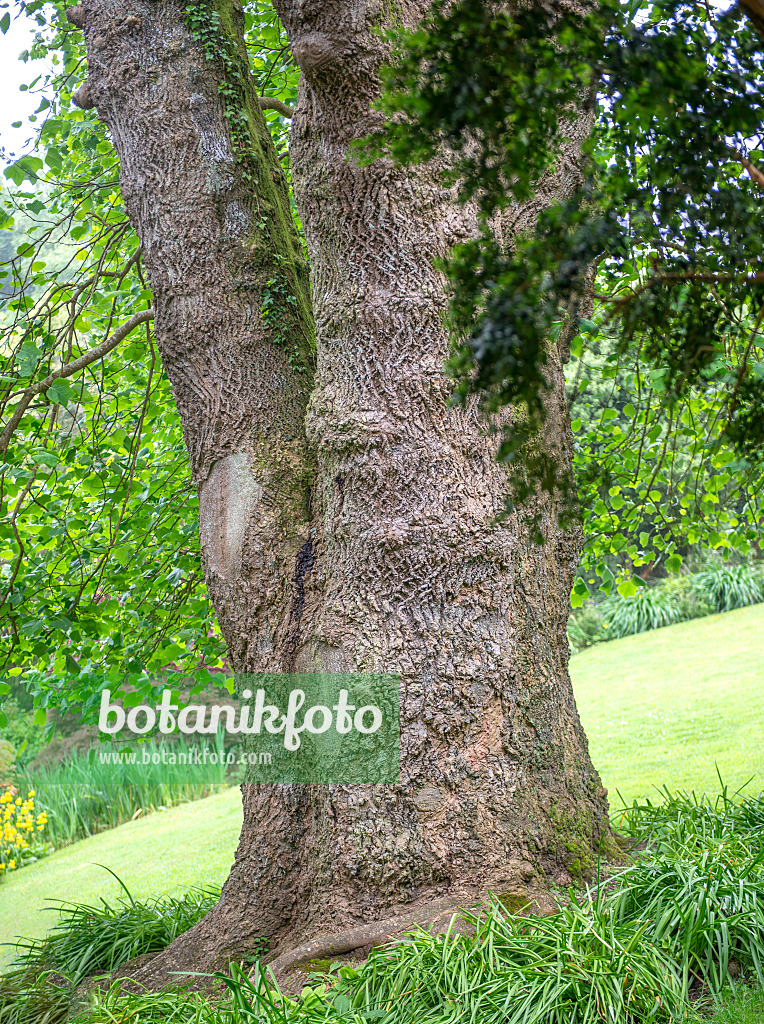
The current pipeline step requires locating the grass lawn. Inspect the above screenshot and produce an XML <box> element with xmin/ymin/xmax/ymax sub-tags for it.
<box><xmin>0</xmin><ymin>786</ymin><xmax>242</xmax><ymax>967</ymax></box>
<box><xmin>571</xmin><ymin>601</ymin><xmax>764</xmax><ymax>809</ymax></box>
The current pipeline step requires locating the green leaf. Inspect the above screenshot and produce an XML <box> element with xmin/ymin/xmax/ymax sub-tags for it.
<box><xmin>113</xmin><ymin>546</ymin><xmax>131</xmax><ymax>568</ymax></box>
<box><xmin>4</xmin><ymin>154</ymin><xmax>43</xmax><ymax>184</ymax></box>
<box><xmin>617</xmin><ymin>578</ymin><xmax>638</xmax><ymax>599</ymax></box>
<box><xmin>47</xmin><ymin>379</ymin><xmax>76</xmax><ymax>406</ymax></box>
<box><xmin>31</xmin><ymin>451</ymin><xmax>59</xmax><ymax>468</ymax></box>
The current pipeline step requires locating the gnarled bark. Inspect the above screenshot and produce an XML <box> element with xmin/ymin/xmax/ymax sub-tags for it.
<box><xmin>68</xmin><ymin>0</ymin><xmax>609</xmax><ymax>984</ymax></box>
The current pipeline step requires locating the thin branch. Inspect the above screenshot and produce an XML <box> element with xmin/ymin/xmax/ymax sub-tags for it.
<box><xmin>0</xmin><ymin>308</ymin><xmax>155</xmax><ymax>459</ymax></box>
<box><xmin>609</xmin><ymin>270</ymin><xmax>764</xmax><ymax>312</ymax></box>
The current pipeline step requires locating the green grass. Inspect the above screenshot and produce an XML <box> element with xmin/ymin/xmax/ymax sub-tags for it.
<box><xmin>0</xmin><ymin>786</ymin><xmax>242</xmax><ymax>967</ymax></box>
<box><xmin>19</xmin><ymin>736</ymin><xmax>233</xmax><ymax>848</ymax></box>
<box><xmin>571</xmin><ymin>602</ymin><xmax>764</xmax><ymax>807</ymax></box>
<box><xmin>5</xmin><ymin>788</ymin><xmax>764</xmax><ymax>1023</ymax></box>
<box><xmin>11</xmin><ymin>885</ymin><xmax>221</xmax><ymax>986</ymax></box>
<box><xmin>706</xmin><ymin>985</ymin><xmax>764</xmax><ymax>1023</ymax></box>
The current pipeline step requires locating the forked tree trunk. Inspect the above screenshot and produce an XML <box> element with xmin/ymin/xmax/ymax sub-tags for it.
<box><xmin>68</xmin><ymin>0</ymin><xmax>609</xmax><ymax>981</ymax></box>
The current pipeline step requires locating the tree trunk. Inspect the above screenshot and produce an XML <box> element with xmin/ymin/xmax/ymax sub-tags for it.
<box><xmin>69</xmin><ymin>0</ymin><xmax>609</xmax><ymax>981</ymax></box>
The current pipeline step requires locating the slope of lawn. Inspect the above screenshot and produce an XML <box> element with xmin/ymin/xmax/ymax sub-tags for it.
<box><xmin>0</xmin><ymin>786</ymin><xmax>242</xmax><ymax>967</ymax></box>
<box><xmin>571</xmin><ymin>601</ymin><xmax>764</xmax><ymax>809</ymax></box>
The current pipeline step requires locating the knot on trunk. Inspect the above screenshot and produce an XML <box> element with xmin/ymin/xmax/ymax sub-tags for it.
<box><xmin>72</xmin><ymin>82</ymin><xmax>95</xmax><ymax>110</ymax></box>
<box><xmin>290</xmin><ymin>32</ymin><xmax>340</xmax><ymax>74</ymax></box>
<box><xmin>65</xmin><ymin>4</ymin><xmax>87</xmax><ymax>29</ymax></box>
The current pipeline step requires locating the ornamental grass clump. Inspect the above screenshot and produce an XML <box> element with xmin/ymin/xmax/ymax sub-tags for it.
<box><xmin>0</xmin><ymin>881</ymin><xmax>222</xmax><ymax>1024</ymax></box>
<box><xmin>690</xmin><ymin>563</ymin><xmax>764</xmax><ymax>614</ymax></box>
<box><xmin>603</xmin><ymin>587</ymin><xmax>684</xmax><ymax>639</ymax></box>
<box><xmin>336</xmin><ymin>895</ymin><xmax>688</xmax><ymax>1024</ymax></box>
<box><xmin>612</xmin><ymin>785</ymin><xmax>764</xmax><ymax>995</ymax></box>
<box><xmin>21</xmin><ymin>735</ymin><xmax>231</xmax><ymax>849</ymax></box>
<box><xmin>0</xmin><ymin>786</ymin><xmax>47</xmax><ymax>877</ymax></box>
<box><xmin>8</xmin><ymin>784</ymin><xmax>764</xmax><ymax>1024</ymax></box>
<box><xmin>10</xmin><ymin>880</ymin><xmax>221</xmax><ymax>986</ymax></box>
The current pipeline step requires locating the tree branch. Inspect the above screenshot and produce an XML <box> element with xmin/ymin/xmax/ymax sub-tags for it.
<box><xmin>0</xmin><ymin>308</ymin><xmax>155</xmax><ymax>460</ymax></box>
<box><xmin>258</xmin><ymin>96</ymin><xmax>294</xmax><ymax>118</ymax></box>
<box><xmin>738</xmin><ymin>0</ymin><xmax>764</xmax><ymax>40</ymax></box>
<box><xmin>608</xmin><ymin>270</ymin><xmax>764</xmax><ymax>312</ymax></box>
<box><xmin>728</xmin><ymin>146</ymin><xmax>764</xmax><ymax>191</ymax></box>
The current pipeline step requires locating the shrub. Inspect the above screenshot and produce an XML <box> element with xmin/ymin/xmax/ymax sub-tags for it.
<box><xmin>691</xmin><ymin>562</ymin><xmax>764</xmax><ymax>614</ymax></box>
<box><xmin>0</xmin><ymin>739</ymin><xmax>15</xmax><ymax>786</ymax></box>
<box><xmin>662</xmin><ymin>574</ymin><xmax>713</xmax><ymax>621</ymax></box>
<box><xmin>566</xmin><ymin>602</ymin><xmax>609</xmax><ymax>652</ymax></box>
<box><xmin>0</xmin><ymin>786</ymin><xmax>47</xmax><ymax>877</ymax></box>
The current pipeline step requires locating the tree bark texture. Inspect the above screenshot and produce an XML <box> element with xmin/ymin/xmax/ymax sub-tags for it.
<box><xmin>69</xmin><ymin>0</ymin><xmax>609</xmax><ymax>977</ymax></box>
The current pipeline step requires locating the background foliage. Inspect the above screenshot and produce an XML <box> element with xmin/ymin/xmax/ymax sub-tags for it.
<box><xmin>0</xmin><ymin>1</ymin><xmax>297</xmax><ymax>722</ymax></box>
<box><xmin>371</xmin><ymin>0</ymin><xmax>764</xmax><ymax>603</ymax></box>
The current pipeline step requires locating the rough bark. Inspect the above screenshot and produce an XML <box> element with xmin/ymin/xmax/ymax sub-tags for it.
<box><xmin>67</xmin><ymin>0</ymin><xmax>320</xmax><ymax>949</ymax></box>
<box><xmin>68</xmin><ymin>0</ymin><xmax>610</xmax><ymax>982</ymax></box>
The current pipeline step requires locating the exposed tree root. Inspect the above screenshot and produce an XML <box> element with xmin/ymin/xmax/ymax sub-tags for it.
<box><xmin>266</xmin><ymin>895</ymin><xmax>464</xmax><ymax>979</ymax></box>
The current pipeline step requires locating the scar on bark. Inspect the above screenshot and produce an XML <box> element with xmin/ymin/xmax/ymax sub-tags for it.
<box><xmin>284</xmin><ymin>536</ymin><xmax>315</xmax><ymax>670</ymax></box>
<box><xmin>335</xmin><ymin>473</ymin><xmax>344</xmax><ymax>513</ymax></box>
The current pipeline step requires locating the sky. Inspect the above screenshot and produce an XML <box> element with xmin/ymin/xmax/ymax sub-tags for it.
<box><xmin>0</xmin><ymin>4</ymin><xmax>51</xmax><ymax>163</ymax></box>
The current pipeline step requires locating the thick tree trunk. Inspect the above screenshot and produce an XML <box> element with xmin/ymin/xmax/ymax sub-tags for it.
<box><xmin>69</xmin><ymin>0</ymin><xmax>609</xmax><ymax>982</ymax></box>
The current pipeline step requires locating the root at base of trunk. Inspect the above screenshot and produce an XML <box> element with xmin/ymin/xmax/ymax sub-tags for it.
<box><xmin>103</xmin><ymin>883</ymin><xmax>561</xmax><ymax>997</ymax></box>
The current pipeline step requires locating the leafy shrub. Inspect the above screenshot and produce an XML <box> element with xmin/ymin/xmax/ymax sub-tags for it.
<box><xmin>691</xmin><ymin>562</ymin><xmax>764</xmax><ymax>614</ymax></box>
<box><xmin>0</xmin><ymin>680</ymin><xmax>45</xmax><ymax>765</ymax></box>
<box><xmin>569</xmin><ymin>560</ymin><xmax>763</xmax><ymax>651</ymax></box>
<box><xmin>566</xmin><ymin>602</ymin><xmax>609</xmax><ymax>652</ymax></box>
<box><xmin>0</xmin><ymin>739</ymin><xmax>15</xmax><ymax>786</ymax></box>
<box><xmin>662</xmin><ymin>574</ymin><xmax>713</xmax><ymax>621</ymax></box>
<box><xmin>601</xmin><ymin>586</ymin><xmax>684</xmax><ymax>639</ymax></box>
<box><xmin>0</xmin><ymin>786</ymin><xmax>47</xmax><ymax>877</ymax></box>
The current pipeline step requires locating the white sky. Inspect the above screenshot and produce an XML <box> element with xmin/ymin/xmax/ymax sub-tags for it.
<box><xmin>0</xmin><ymin>3</ymin><xmax>51</xmax><ymax>162</ymax></box>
